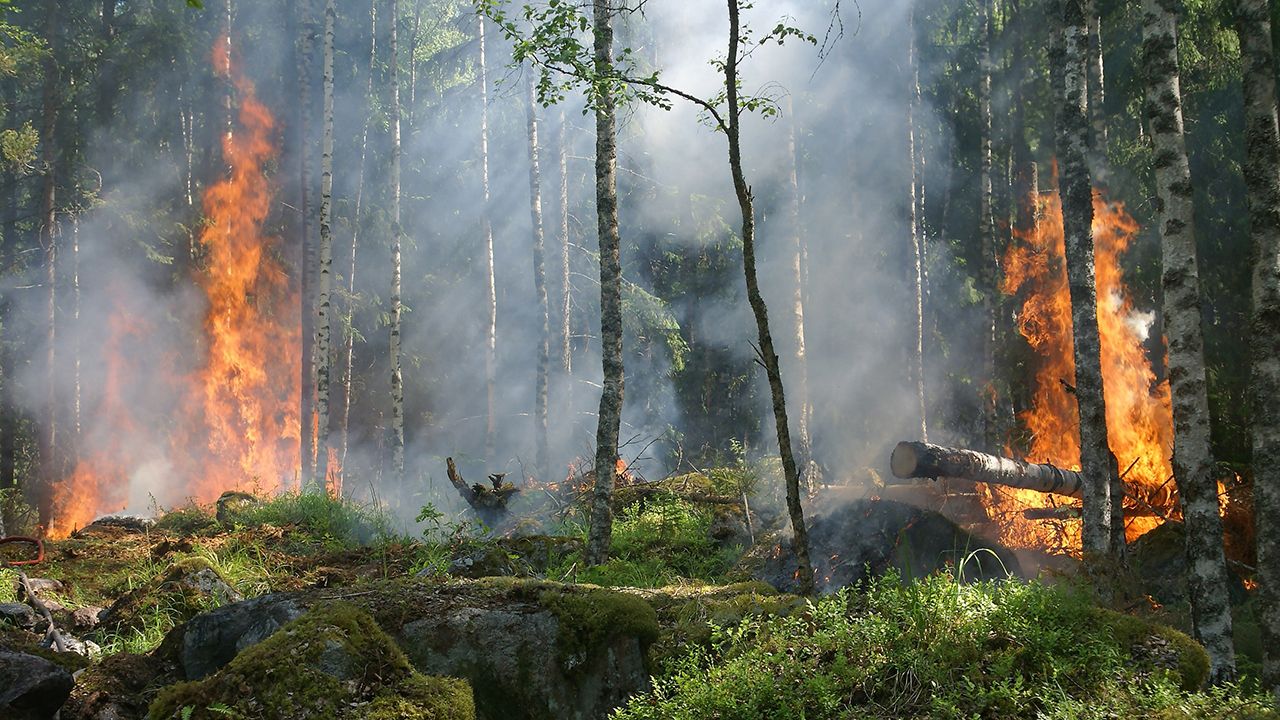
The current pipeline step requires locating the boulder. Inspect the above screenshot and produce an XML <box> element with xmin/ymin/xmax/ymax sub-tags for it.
<box><xmin>1129</xmin><ymin>522</ymin><xmax>1249</xmax><ymax>607</ymax></box>
<box><xmin>99</xmin><ymin>557</ymin><xmax>243</xmax><ymax>638</ymax></box>
<box><xmin>150</xmin><ymin>604</ymin><xmax>473</xmax><ymax>720</ymax></box>
<box><xmin>0</xmin><ymin>602</ymin><xmax>38</xmax><ymax>630</ymax></box>
<box><xmin>172</xmin><ymin>578</ymin><xmax>656</xmax><ymax>720</ymax></box>
<box><xmin>0</xmin><ymin>650</ymin><xmax>75</xmax><ymax>720</ymax></box>
<box><xmin>744</xmin><ymin>498</ymin><xmax>1023</xmax><ymax>593</ymax></box>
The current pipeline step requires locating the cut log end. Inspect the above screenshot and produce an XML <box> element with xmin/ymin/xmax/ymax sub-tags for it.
<box><xmin>890</xmin><ymin>442</ymin><xmax>926</xmax><ymax>479</ymax></box>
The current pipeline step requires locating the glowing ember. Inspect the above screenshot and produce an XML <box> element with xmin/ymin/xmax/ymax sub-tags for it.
<box><xmin>988</xmin><ymin>185</ymin><xmax>1176</xmax><ymax>554</ymax></box>
<box><xmin>44</xmin><ymin>37</ymin><xmax>299</xmax><ymax>537</ymax></box>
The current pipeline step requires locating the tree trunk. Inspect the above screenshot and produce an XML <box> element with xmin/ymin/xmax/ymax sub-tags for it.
<box><xmin>724</xmin><ymin>0</ymin><xmax>813</xmax><ymax>593</ymax></box>
<box><xmin>1052</xmin><ymin>0</ymin><xmax>1114</xmax><ymax>564</ymax></box>
<box><xmin>1235</xmin><ymin>0</ymin><xmax>1280</xmax><ymax>698</ymax></box>
<box><xmin>340</xmin><ymin>0</ymin><xmax>377</xmax><ymax>473</ymax></box>
<box><xmin>1141</xmin><ymin>0</ymin><xmax>1236</xmax><ymax>682</ymax></box>
<box><xmin>907</xmin><ymin>0</ymin><xmax>928</xmax><ymax>444</ymax></box>
<box><xmin>96</xmin><ymin>0</ymin><xmax>118</xmax><ymax>181</ymax></box>
<box><xmin>784</xmin><ymin>97</ymin><xmax>814</xmax><ymax>488</ymax></box>
<box><xmin>298</xmin><ymin>0</ymin><xmax>316</xmax><ymax>490</ymax></box>
<box><xmin>1085</xmin><ymin>0</ymin><xmax>1109</xmax><ymax>180</ymax></box>
<box><xmin>558</xmin><ymin>109</ymin><xmax>573</xmax><ymax>421</ymax></box>
<box><xmin>1</xmin><ymin>91</ymin><xmax>18</xmax><ymax>533</ymax></box>
<box><xmin>315</xmin><ymin>0</ymin><xmax>336</xmax><ymax>493</ymax></box>
<box><xmin>526</xmin><ymin>70</ymin><xmax>550</xmax><ymax>482</ymax></box>
<box><xmin>891</xmin><ymin>441</ymin><xmax>1085</xmax><ymax>497</ymax></box>
<box><xmin>585</xmin><ymin>0</ymin><xmax>625</xmax><ymax>567</ymax></box>
<box><xmin>389</xmin><ymin>0</ymin><xmax>405</xmax><ymax>483</ymax></box>
<box><xmin>978</xmin><ymin>0</ymin><xmax>999</xmax><ymax>450</ymax></box>
<box><xmin>37</xmin><ymin>0</ymin><xmax>61</xmax><ymax>531</ymax></box>
<box><xmin>478</xmin><ymin>12</ymin><xmax>498</xmax><ymax>464</ymax></box>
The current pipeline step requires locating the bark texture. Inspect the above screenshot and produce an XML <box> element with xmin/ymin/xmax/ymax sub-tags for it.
<box><xmin>784</xmin><ymin>97</ymin><xmax>814</xmax><ymax>487</ymax></box>
<box><xmin>558</xmin><ymin>110</ymin><xmax>573</xmax><ymax>412</ymax></box>
<box><xmin>298</xmin><ymin>0</ymin><xmax>316</xmax><ymax>489</ymax></box>
<box><xmin>526</xmin><ymin>71</ymin><xmax>550</xmax><ymax>482</ymax></box>
<box><xmin>1140</xmin><ymin>0</ymin><xmax>1236</xmax><ymax>681</ymax></box>
<box><xmin>37</xmin><ymin>0</ymin><xmax>61</xmax><ymax>529</ymax></box>
<box><xmin>314</xmin><ymin>0</ymin><xmax>336</xmax><ymax>492</ymax></box>
<box><xmin>1053</xmin><ymin>0</ymin><xmax>1114</xmax><ymax>563</ymax></box>
<box><xmin>891</xmin><ymin>441</ymin><xmax>1085</xmax><ymax>497</ymax></box>
<box><xmin>479</xmin><ymin>13</ymin><xmax>498</xmax><ymax>463</ymax></box>
<box><xmin>1235</xmin><ymin>0</ymin><xmax>1280</xmax><ymax>697</ymax></box>
<box><xmin>724</xmin><ymin>0</ymin><xmax>813</xmax><ymax>593</ymax></box>
<box><xmin>389</xmin><ymin>0</ymin><xmax>405</xmax><ymax>482</ymax></box>
<box><xmin>907</xmin><ymin>0</ymin><xmax>928</xmax><ymax>444</ymax></box>
<box><xmin>978</xmin><ymin>0</ymin><xmax>998</xmax><ymax>448</ymax></box>
<box><xmin>1085</xmin><ymin>0</ymin><xmax>1110</xmax><ymax>179</ymax></box>
<box><xmin>585</xmin><ymin>0</ymin><xmax>624</xmax><ymax>567</ymax></box>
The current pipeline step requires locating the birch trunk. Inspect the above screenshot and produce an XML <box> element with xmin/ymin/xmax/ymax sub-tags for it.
<box><xmin>979</xmin><ymin>0</ymin><xmax>998</xmax><ymax>449</ymax></box>
<box><xmin>1141</xmin><ymin>0</ymin><xmax>1236</xmax><ymax>682</ymax></box>
<box><xmin>558</xmin><ymin>109</ymin><xmax>573</xmax><ymax>415</ymax></box>
<box><xmin>478</xmin><ymin>13</ymin><xmax>498</xmax><ymax>464</ymax></box>
<box><xmin>725</xmin><ymin>0</ymin><xmax>813</xmax><ymax>593</ymax></box>
<box><xmin>340</xmin><ymin>0</ymin><xmax>377</xmax><ymax>472</ymax></box>
<box><xmin>389</xmin><ymin>0</ymin><xmax>405</xmax><ymax>483</ymax></box>
<box><xmin>315</xmin><ymin>0</ymin><xmax>336</xmax><ymax>493</ymax></box>
<box><xmin>585</xmin><ymin>0</ymin><xmax>625</xmax><ymax>567</ymax></box>
<box><xmin>1235</xmin><ymin>0</ymin><xmax>1280</xmax><ymax>697</ymax></box>
<box><xmin>526</xmin><ymin>71</ymin><xmax>550</xmax><ymax>482</ymax></box>
<box><xmin>784</xmin><ymin>97</ymin><xmax>814</xmax><ymax>487</ymax></box>
<box><xmin>907</xmin><ymin>0</ymin><xmax>927</xmax><ymax>444</ymax></box>
<box><xmin>1053</xmin><ymin>0</ymin><xmax>1114</xmax><ymax>563</ymax></box>
<box><xmin>1085</xmin><ymin>0</ymin><xmax>1109</xmax><ymax>179</ymax></box>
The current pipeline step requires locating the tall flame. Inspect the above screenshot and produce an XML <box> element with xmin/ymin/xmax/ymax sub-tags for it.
<box><xmin>44</xmin><ymin>37</ymin><xmax>299</xmax><ymax>537</ymax></box>
<box><xmin>988</xmin><ymin>185</ymin><xmax>1175</xmax><ymax>553</ymax></box>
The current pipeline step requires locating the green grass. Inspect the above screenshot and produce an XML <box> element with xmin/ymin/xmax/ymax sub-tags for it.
<box><xmin>229</xmin><ymin>491</ymin><xmax>395</xmax><ymax>549</ymax></box>
<box><xmin>615</xmin><ymin>572</ymin><xmax>1277</xmax><ymax>720</ymax></box>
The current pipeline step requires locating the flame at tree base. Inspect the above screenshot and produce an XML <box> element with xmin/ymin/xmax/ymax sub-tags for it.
<box><xmin>986</xmin><ymin>185</ymin><xmax>1176</xmax><ymax>555</ymax></box>
<box><xmin>44</xmin><ymin>37</ymin><xmax>300</xmax><ymax>538</ymax></box>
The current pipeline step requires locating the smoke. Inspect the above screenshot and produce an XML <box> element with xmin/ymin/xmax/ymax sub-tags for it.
<box><xmin>5</xmin><ymin>0</ymin><xmax>983</xmax><ymax>532</ymax></box>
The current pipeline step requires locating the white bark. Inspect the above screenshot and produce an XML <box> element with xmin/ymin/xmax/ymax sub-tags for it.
<box><xmin>389</xmin><ymin>0</ymin><xmax>405</xmax><ymax>482</ymax></box>
<box><xmin>315</xmin><ymin>0</ymin><xmax>336</xmax><ymax>492</ymax></box>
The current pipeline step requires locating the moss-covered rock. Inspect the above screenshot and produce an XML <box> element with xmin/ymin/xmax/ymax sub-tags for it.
<box><xmin>99</xmin><ymin>557</ymin><xmax>242</xmax><ymax>638</ymax></box>
<box><xmin>149</xmin><ymin>603</ymin><xmax>473</xmax><ymax>720</ymax></box>
<box><xmin>1098</xmin><ymin>608</ymin><xmax>1210</xmax><ymax>690</ymax></box>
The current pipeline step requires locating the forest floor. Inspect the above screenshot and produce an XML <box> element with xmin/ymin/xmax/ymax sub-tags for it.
<box><xmin>1</xmin><ymin>474</ymin><xmax>1277</xmax><ymax>719</ymax></box>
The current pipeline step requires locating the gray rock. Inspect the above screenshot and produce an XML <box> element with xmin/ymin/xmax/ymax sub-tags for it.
<box><xmin>0</xmin><ymin>650</ymin><xmax>75</xmax><ymax>719</ymax></box>
<box><xmin>179</xmin><ymin>593</ymin><xmax>303</xmax><ymax>680</ymax></box>
<box><xmin>0</xmin><ymin>602</ymin><xmax>38</xmax><ymax>629</ymax></box>
<box><xmin>71</xmin><ymin>606</ymin><xmax>105</xmax><ymax>631</ymax></box>
<box><xmin>22</xmin><ymin>578</ymin><xmax>64</xmax><ymax>598</ymax></box>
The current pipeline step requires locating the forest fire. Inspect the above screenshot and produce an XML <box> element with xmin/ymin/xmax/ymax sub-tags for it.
<box><xmin>988</xmin><ymin>187</ymin><xmax>1175</xmax><ymax>554</ymax></box>
<box><xmin>44</xmin><ymin>38</ymin><xmax>299</xmax><ymax>537</ymax></box>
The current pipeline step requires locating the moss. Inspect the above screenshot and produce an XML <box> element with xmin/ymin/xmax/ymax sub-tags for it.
<box><xmin>1098</xmin><ymin>608</ymin><xmax>1210</xmax><ymax>690</ymax></box>
<box><xmin>148</xmin><ymin>602</ymin><xmax>474</xmax><ymax>720</ymax></box>
<box><xmin>537</xmin><ymin>586</ymin><xmax>659</xmax><ymax>675</ymax></box>
<box><xmin>0</xmin><ymin>627</ymin><xmax>94</xmax><ymax>673</ymax></box>
<box><xmin>642</xmin><ymin>585</ymin><xmax>803</xmax><ymax>670</ymax></box>
<box><xmin>153</xmin><ymin>505</ymin><xmax>218</xmax><ymax>535</ymax></box>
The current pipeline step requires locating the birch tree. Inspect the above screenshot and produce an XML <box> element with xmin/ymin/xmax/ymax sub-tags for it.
<box><xmin>978</xmin><ymin>0</ymin><xmax>998</xmax><ymax>448</ymax></box>
<box><xmin>298</xmin><ymin>0</ymin><xmax>317</xmax><ymax>489</ymax></box>
<box><xmin>389</xmin><ymin>0</ymin><xmax>405</xmax><ymax>483</ymax></box>
<box><xmin>478</xmin><ymin>12</ymin><xmax>498</xmax><ymax>464</ymax></box>
<box><xmin>1141</xmin><ymin>0</ymin><xmax>1235</xmax><ymax>682</ymax></box>
<box><xmin>526</xmin><ymin>70</ymin><xmax>550</xmax><ymax>482</ymax></box>
<box><xmin>1051</xmin><ymin>0</ymin><xmax>1114</xmax><ymax>564</ymax></box>
<box><xmin>908</xmin><ymin>0</ymin><xmax>928</xmax><ymax>444</ymax></box>
<box><xmin>315</xmin><ymin>0</ymin><xmax>336</xmax><ymax>492</ymax></box>
<box><xmin>1234</xmin><ymin>0</ymin><xmax>1280</xmax><ymax>697</ymax></box>
<box><xmin>784</xmin><ymin>96</ymin><xmax>814</xmax><ymax>487</ymax></box>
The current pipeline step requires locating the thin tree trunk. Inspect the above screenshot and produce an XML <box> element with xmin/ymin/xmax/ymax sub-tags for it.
<box><xmin>1085</xmin><ymin>0</ymin><xmax>1109</xmax><ymax>180</ymax></box>
<box><xmin>1141</xmin><ymin>0</ymin><xmax>1236</xmax><ymax>682</ymax></box>
<box><xmin>1235</xmin><ymin>0</ymin><xmax>1280</xmax><ymax>698</ymax></box>
<box><xmin>1</xmin><ymin>92</ymin><xmax>18</xmax><ymax>533</ymax></box>
<box><xmin>724</xmin><ymin>0</ymin><xmax>813</xmax><ymax>593</ymax></box>
<box><xmin>784</xmin><ymin>97</ymin><xmax>814</xmax><ymax>488</ymax></box>
<box><xmin>558</xmin><ymin>109</ymin><xmax>573</xmax><ymax>421</ymax></box>
<box><xmin>340</xmin><ymin>0</ymin><xmax>377</xmax><ymax>473</ymax></box>
<box><xmin>585</xmin><ymin>0</ymin><xmax>625</xmax><ymax>567</ymax></box>
<box><xmin>389</xmin><ymin>0</ymin><xmax>405</xmax><ymax>483</ymax></box>
<box><xmin>979</xmin><ymin>0</ymin><xmax>998</xmax><ymax>450</ymax></box>
<box><xmin>526</xmin><ymin>71</ymin><xmax>550</xmax><ymax>482</ymax></box>
<box><xmin>1052</xmin><ymin>0</ymin><xmax>1114</xmax><ymax>564</ymax></box>
<box><xmin>315</xmin><ymin>0</ymin><xmax>336</xmax><ymax>493</ymax></box>
<box><xmin>298</xmin><ymin>0</ymin><xmax>317</xmax><ymax>490</ymax></box>
<box><xmin>71</xmin><ymin>215</ymin><xmax>80</xmax><ymax>449</ymax></box>
<box><xmin>37</xmin><ymin>0</ymin><xmax>60</xmax><ymax>531</ymax></box>
<box><xmin>97</xmin><ymin>0</ymin><xmax>118</xmax><ymax>182</ymax></box>
<box><xmin>478</xmin><ymin>12</ymin><xmax>498</xmax><ymax>463</ymax></box>
<box><xmin>908</xmin><ymin>0</ymin><xmax>928</xmax><ymax>444</ymax></box>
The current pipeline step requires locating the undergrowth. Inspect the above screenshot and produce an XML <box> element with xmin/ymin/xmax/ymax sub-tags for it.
<box><xmin>615</xmin><ymin>572</ymin><xmax>1277</xmax><ymax>720</ymax></box>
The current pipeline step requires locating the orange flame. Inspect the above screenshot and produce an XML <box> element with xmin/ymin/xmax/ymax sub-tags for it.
<box><xmin>44</xmin><ymin>37</ymin><xmax>299</xmax><ymax>537</ymax></box>
<box><xmin>988</xmin><ymin>184</ymin><xmax>1175</xmax><ymax>553</ymax></box>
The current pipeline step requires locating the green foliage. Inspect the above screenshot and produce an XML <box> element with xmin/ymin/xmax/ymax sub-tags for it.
<box><xmin>615</xmin><ymin>573</ymin><xmax>1275</xmax><ymax>720</ymax></box>
<box><xmin>0</xmin><ymin>567</ymin><xmax>16</xmax><ymax>603</ymax></box>
<box><xmin>226</xmin><ymin>492</ymin><xmax>395</xmax><ymax>550</ymax></box>
<box><xmin>0</xmin><ymin>121</ymin><xmax>37</xmax><ymax>171</ymax></box>
<box><xmin>538</xmin><ymin>586</ymin><xmax>659</xmax><ymax>674</ymax></box>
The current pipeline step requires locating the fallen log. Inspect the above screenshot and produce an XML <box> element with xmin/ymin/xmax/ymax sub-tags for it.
<box><xmin>890</xmin><ymin>441</ymin><xmax>1084</xmax><ymax>498</ymax></box>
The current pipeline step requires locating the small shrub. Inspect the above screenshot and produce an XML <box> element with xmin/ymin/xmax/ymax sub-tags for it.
<box><xmin>230</xmin><ymin>492</ymin><xmax>394</xmax><ymax>549</ymax></box>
